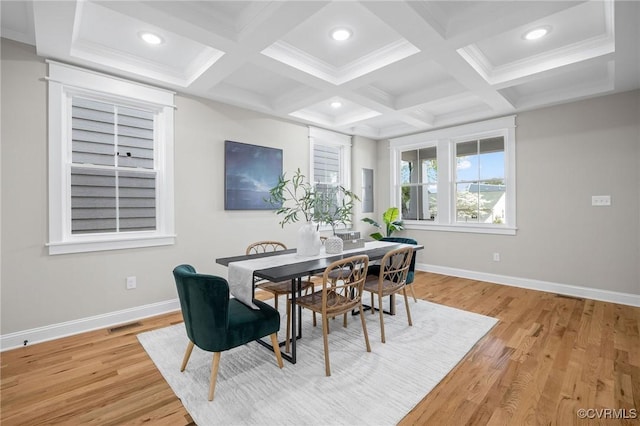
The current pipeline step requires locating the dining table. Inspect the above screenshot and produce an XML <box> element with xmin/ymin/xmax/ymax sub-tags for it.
<box><xmin>215</xmin><ymin>240</ymin><xmax>424</xmax><ymax>364</ymax></box>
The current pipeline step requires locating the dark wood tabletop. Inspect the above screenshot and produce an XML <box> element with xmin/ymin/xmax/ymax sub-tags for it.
<box><xmin>216</xmin><ymin>242</ymin><xmax>423</xmax><ymax>282</ymax></box>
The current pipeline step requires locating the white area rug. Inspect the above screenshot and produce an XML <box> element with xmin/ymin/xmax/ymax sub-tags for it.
<box><xmin>137</xmin><ymin>299</ymin><xmax>497</xmax><ymax>426</ymax></box>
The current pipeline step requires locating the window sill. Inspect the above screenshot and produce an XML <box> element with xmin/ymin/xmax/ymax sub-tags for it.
<box><xmin>47</xmin><ymin>234</ymin><xmax>176</xmax><ymax>255</ymax></box>
<box><xmin>404</xmin><ymin>221</ymin><xmax>517</xmax><ymax>235</ymax></box>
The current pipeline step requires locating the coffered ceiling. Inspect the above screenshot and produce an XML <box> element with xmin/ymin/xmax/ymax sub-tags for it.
<box><xmin>2</xmin><ymin>1</ymin><xmax>638</xmax><ymax>139</ymax></box>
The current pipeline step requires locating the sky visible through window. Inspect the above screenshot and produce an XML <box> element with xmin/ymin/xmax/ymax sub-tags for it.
<box><xmin>457</xmin><ymin>151</ymin><xmax>504</xmax><ymax>182</ymax></box>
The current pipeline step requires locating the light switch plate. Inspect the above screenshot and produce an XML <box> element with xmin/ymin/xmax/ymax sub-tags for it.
<box><xmin>126</xmin><ymin>276</ymin><xmax>137</xmax><ymax>289</ymax></box>
<box><xmin>591</xmin><ymin>195</ymin><xmax>611</xmax><ymax>206</ymax></box>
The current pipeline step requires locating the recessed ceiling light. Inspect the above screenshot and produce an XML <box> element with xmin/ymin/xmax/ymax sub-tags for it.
<box><xmin>139</xmin><ymin>32</ymin><xmax>163</xmax><ymax>45</ymax></box>
<box><xmin>330</xmin><ymin>101</ymin><xmax>343</xmax><ymax>108</ymax></box>
<box><xmin>331</xmin><ymin>28</ymin><xmax>352</xmax><ymax>41</ymax></box>
<box><xmin>523</xmin><ymin>26</ymin><xmax>550</xmax><ymax>41</ymax></box>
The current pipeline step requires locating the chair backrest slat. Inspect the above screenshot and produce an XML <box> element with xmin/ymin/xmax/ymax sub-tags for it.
<box><xmin>379</xmin><ymin>246</ymin><xmax>413</xmax><ymax>291</ymax></box>
<box><xmin>380</xmin><ymin>237</ymin><xmax>418</xmax><ymax>284</ymax></box>
<box><xmin>321</xmin><ymin>255</ymin><xmax>369</xmax><ymax>315</ymax></box>
<box><xmin>246</xmin><ymin>240</ymin><xmax>287</xmax><ymax>255</ymax></box>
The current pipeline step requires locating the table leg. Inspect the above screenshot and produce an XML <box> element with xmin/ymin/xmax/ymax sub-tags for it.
<box><xmin>255</xmin><ymin>277</ymin><xmax>302</xmax><ymax>364</ymax></box>
<box><xmin>290</xmin><ymin>277</ymin><xmax>297</xmax><ymax>364</ymax></box>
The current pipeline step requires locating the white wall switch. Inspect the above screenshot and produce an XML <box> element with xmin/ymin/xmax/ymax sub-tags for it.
<box><xmin>591</xmin><ymin>195</ymin><xmax>611</xmax><ymax>206</ymax></box>
<box><xmin>126</xmin><ymin>276</ymin><xmax>137</xmax><ymax>290</ymax></box>
<box><xmin>493</xmin><ymin>252</ymin><xmax>500</xmax><ymax>262</ymax></box>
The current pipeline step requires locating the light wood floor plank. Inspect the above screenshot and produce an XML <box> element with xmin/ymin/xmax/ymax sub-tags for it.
<box><xmin>1</xmin><ymin>272</ymin><xmax>638</xmax><ymax>425</ymax></box>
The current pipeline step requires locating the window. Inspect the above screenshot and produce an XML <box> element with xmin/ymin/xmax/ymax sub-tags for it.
<box><xmin>455</xmin><ymin>136</ymin><xmax>505</xmax><ymax>224</ymax></box>
<box><xmin>308</xmin><ymin>127</ymin><xmax>351</xmax><ymax>230</ymax></box>
<box><xmin>47</xmin><ymin>61</ymin><xmax>175</xmax><ymax>254</ymax></box>
<box><xmin>400</xmin><ymin>146</ymin><xmax>438</xmax><ymax>221</ymax></box>
<box><xmin>390</xmin><ymin>116</ymin><xmax>516</xmax><ymax>235</ymax></box>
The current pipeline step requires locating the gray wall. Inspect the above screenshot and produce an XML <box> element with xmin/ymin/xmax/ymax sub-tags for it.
<box><xmin>377</xmin><ymin>90</ymin><xmax>640</xmax><ymax>295</ymax></box>
<box><xmin>1</xmin><ymin>38</ymin><xmax>638</xmax><ymax>338</ymax></box>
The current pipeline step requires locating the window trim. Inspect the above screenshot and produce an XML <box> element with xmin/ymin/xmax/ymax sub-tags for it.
<box><xmin>47</xmin><ymin>61</ymin><xmax>176</xmax><ymax>255</ymax></box>
<box><xmin>390</xmin><ymin>115</ymin><xmax>517</xmax><ymax>235</ymax></box>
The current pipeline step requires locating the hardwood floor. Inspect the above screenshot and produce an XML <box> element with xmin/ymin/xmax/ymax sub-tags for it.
<box><xmin>1</xmin><ymin>272</ymin><xmax>638</xmax><ymax>425</ymax></box>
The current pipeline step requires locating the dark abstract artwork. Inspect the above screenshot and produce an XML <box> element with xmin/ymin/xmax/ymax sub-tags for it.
<box><xmin>224</xmin><ymin>140</ymin><xmax>283</xmax><ymax>210</ymax></box>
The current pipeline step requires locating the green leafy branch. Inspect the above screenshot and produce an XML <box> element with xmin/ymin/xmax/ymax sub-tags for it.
<box><xmin>265</xmin><ymin>168</ymin><xmax>318</xmax><ymax>227</ymax></box>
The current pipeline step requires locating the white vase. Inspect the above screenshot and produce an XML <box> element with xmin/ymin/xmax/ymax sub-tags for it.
<box><xmin>325</xmin><ymin>235</ymin><xmax>343</xmax><ymax>254</ymax></box>
<box><xmin>297</xmin><ymin>222</ymin><xmax>321</xmax><ymax>256</ymax></box>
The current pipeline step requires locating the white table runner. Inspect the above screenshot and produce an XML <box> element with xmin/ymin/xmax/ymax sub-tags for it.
<box><xmin>227</xmin><ymin>240</ymin><xmax>398</xmax><ymax>309</ymax></box>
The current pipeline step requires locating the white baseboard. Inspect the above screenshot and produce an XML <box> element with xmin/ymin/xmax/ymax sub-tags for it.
<box><xmin>0</xmin><ymin>299</ymin><xmax>180</xmax><ymax>352</ymax></box>
<box><xmin>3</xmin><ymin>266</ymin><xmax>637</xmax><ymax>352</ymax></box>
<box><xmin>417</xmin><ymin>263</ymin><xmax>640</xmax><ymax>307</ymax></box>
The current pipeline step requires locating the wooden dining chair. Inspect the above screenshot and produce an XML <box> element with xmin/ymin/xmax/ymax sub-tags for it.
<box><xmin>363</xmin><ymin>246</ymin><xmax>413</xmax><ymax>343</ymax></box>
<box><xmin>173</xmin><ymin>264</ymin><xmax>283</xmax><ymax>401</ymax></box>
<box><xmin>296</xmin><ymin>254</ymin><xmax>371</xmax><ymax>376</ymax></box>
<box><xmin>369</xmin><ymin>237</ymin><xmax>419</xmax><ymax>302</ymax></box>
<box><xmin>246</xmin><ymin>241</ymin><xmax>314</xmax><ymax>353</ymax></box>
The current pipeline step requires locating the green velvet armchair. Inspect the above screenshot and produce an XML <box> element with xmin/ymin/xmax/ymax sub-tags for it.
<box><xmin>173</xmin><ymin>264</ymin><xmax>283</xmax><ymax>401</ymax></box>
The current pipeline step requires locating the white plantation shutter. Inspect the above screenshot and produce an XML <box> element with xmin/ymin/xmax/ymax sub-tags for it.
<box><xmin>309</xmin><ymin>127</ymin><xmax>351</xmax><ymax>189</ymax></box>
<box><xmin>313</xmin><ymin>144</ymin><xmax>340</xmax><ymax>185</ymax></box>
<box><xmin>70</xmin><ymin>98</ymin><xmax>156</xmax><ymax>234</ymax></box>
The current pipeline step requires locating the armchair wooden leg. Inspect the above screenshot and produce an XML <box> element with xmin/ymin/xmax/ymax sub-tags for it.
<box><xmin>270</xmin><ymin>333</ymin><xmax>284</xmax><ymax>369</ymax></box>
<box><xmin>403</xmin><ymin>288</ymin><xmax>413</xmax><ymax>326</ymax></box>
<box><xmin>408</xmin><ymin>283</ymin><xmax>417</xmax><ymax>303</ymax></box>
<box><xmin>322</xmin><ymin>315</ymin><xmax>331</xmax><ymax>376</ymax></box>
<box><xmin>180</xmin><ymin>341</ymin><xmax>195</xmax><ymax>372</ymax></box>
<box><xmin>359</xmin><ymin>302</ymin><xmax>371</xmax><ymax>353</ymax></box>
<box><xmin>378</xmin><ymin>293</ymin><xmax>386</xmax><ymax>343</ymax></box>
<box><xmin>208</xmin><ymin>352</ymin><xmax>221</xmax><ymax>401</ymax></box>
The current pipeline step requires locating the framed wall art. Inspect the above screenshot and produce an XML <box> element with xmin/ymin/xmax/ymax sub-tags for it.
<box><xmin>224</xmin><ymin>140</ymin><xmax>283</xmax><ymax>210</ymax></box>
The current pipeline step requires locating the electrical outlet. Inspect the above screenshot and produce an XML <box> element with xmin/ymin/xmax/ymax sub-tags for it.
<box><xmin>493</xmin><ymin>252</ymin><xmax>500</xmax><ymax>262</ymax></box>
<box><xmin>591</xmin><ymin>195</ymin><xmax>611</xmax><ymax>206</ymax></box>
<box><xmin>126</xmin><ymin>276</ymin><xmax>137</xmax><ymax>290</ymax></box>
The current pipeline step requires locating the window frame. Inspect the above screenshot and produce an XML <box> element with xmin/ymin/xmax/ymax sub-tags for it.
<box><xmin>390</xmin><ymin>115</ymin><xmax>517</xmax><ymax>235</ymax></box>
<box><xmin>308</xmin><ymin>126</ymin><xmax>352</xmax><ymax>231</ymax></box>
<box><xmin>47</xmin><ymin>61</ymin><xmax>176</xmax><ymax>255</ymax></box>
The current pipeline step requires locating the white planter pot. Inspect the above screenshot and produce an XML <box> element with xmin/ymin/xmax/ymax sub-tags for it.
<box><xmin>297</xmin><ymin>222</ymin><xmax>321</xmax><ymax>256</ymax></box>
<box><xmin>325</xmin><ymin>235</ymin><xmax>343</xmax><ymax>254</ymax></box>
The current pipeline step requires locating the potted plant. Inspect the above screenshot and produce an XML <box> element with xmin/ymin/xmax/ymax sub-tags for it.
<box><xmin>266</xmin><ymin>168</ymin><xmax>322</xmax><ymax>256</ymax></box>
<box><xmin>314</xmin><ymin>185</ymin><xmax>359</xmax><ymax>253</ymax></box>
<box><xmin>362</xmin><ymin>207</ymin><xmax>404</xmax><ymax>240</ymax></box>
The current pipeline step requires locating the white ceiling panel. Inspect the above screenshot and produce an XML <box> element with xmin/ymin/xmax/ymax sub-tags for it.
<box><xmin>473</xmin><ymin>1</ymin><xmax>610</xmax><ymax>66</ymax></box>
<box><xmin>500</xmin><ymin>60</ymin><xmax>614</xmax><ymax>109</ymax></box>
<box><xmin>2</xmin><ymin>0</ymin><xmax>638</xmax><ymax>140</ymax></box>
<box><xmin>278</xmin><ymin>1</ymin><xmax>401</xmax><ymax>69</ymax></box>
